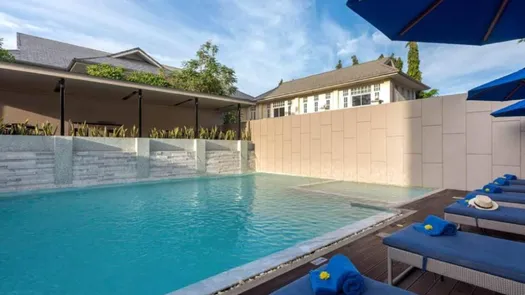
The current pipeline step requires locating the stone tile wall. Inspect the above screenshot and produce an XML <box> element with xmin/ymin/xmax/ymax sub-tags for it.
<box><xmin>0</xmin><ymin>137</ymin><xmax>252</xmax><ymax>193</ymax></box>
<box><xmin>0</xmin><ymin>152</ymin><xmax>55</xmax><ymax>191</ymax></box>
<box><xmin>150</xmin><ymin>151</ymin><xmax>197</xmax><ymax>178</ymax></box>
<box><xmin>72</xmin><ymin>151</ymin><xmax>137</xmax><ymax>185</ymax></box>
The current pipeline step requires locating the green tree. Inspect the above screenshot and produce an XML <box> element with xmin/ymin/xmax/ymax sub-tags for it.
<box><xmin>519</xmin><ymin>39</ymin><xmax>525</xmax><ymax>43</ymax></box>
<box><xmin>418</xmin><ymin>89</ymin><xmax>439</xmax><ymax>99</ymax></box>
<box><xmin>390</xmin><ymin>53</ymin><xmax>404</xmax><ymax>71</ymax></box>
<box><xmin>126</xmin><ymin>71</ymin><xmax>170</xmax><ymax>87</ymax></box>
<box><xmin>279</xmin><ymin>78</ymin><xmax>284</xmax><ymax>85</ymax></box>
<box><xmin>351</xmin><ymin>55</ymin><xmax>359</xmax><ymax>65</ymax></box>
<box><xmin>377</xmin><ymin>54</ymin><xmax>384</xmax><ymax>59</ymax></box>
<box><xmin>336</xmin><ymin>59</ymin><xmax>343</xmax><ymax>69</ymax></box>
<box><xmin>406</xmin><ymin>42</ymin><xmax>422</xmax><ymax>82</ymax></box>
<box><xmin>86</xmin><ymin>64</ymin><xmax>126</xmax><ymax>80</ymax></box>
<box><xmin>222</xmin><ymin>111</ymin><xmax>237</xmax><ymax>124</ymax></box>
<box><xmin>0</xmin><ymin>38</ymin><xmax>15</xmax><ymax>62</ymax></box>
<box><xmin>169</xmin><ymin>41</ymin><xmax>237</xmax><ymax>96</ymax></box>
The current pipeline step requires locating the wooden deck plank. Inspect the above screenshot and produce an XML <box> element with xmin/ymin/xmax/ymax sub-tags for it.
<box><xmin>449</xmin><ymin>281</ymin><xmax>475</xmax><ymax>295</ymax></box>
<box><xmin>407</xmin><ymin>272</ymin><xmax>438</xmax><ymax>294</ymax></box>
<box><xmin>240</xmin><ymin>189</ymin><xmax>519</xmax><ymax>295</ymax></box>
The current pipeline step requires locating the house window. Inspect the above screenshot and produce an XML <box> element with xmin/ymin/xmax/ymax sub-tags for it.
<box><xmin>250</xmin><ymin>106</ymin><xmax>256</xmax><ymax>120</ymax></box>
<box><xmin>273</xmin><ymin>101</ymin><xmax>285</xmax><ymax>118</ymax></box>
<box><xmin>303</xmin><ymin>98</ymin><xmax>308</xmax><ymax>114</ymax></box>
<box><xmin>325</xmin><ymin>93</ymin><xmax>331</xmax><ymax>110</ymax></box>
<box><xmin>266</xmin><ymin>104</ymin><xmax>271</xmax><ymax>118</ymax></box>
<box><xmin>351</xmin><ymin>85</ymin><xmax>371</xmax><ymax>106</ymax></box>
<box><xmin>314</xmin><ymin>95</ymin><xmax>319</xmax><ymax>112</ymax></box>
<box><xmin>374</xmin><ymin>92</ymin><xmax>380</xmax><ymax>101</ymax></box>
<box><xmin>343</xmin><ymin>90</ymin><xmax>349</xmax><ymax>108</ymax></box>
<box><xmin>287</xmin><ymin>100</ymin><xmax>292</xmax><ymax>115</ymax></box>
<box><xmin>374</xmin><ymin>84</ymin><xmax>380</xmax><ymax>92</ymax></box>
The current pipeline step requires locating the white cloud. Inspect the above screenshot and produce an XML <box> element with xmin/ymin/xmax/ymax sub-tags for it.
<box><xmin>1</xmin><ymin>0</ymin><xmax>524</xmax><ymax>96</ymax></box>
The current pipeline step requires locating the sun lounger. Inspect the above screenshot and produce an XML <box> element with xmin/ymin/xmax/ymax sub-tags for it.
<box><xmin>489</xmin><ymin>178</ymin><xmax>525</xmax><ymax>193</ymax></box>
<box><xmin>383</xmin><ymin>225</ymin><xmax>525</xmax><ymax>295</ymax></box>
<box><xmin>444</xmin><ymin>202</ymin><xmax>525</xmax><ymax>235</ymax></box>
<box><xmin>469</xmin><ymin>190</ymin><xmax>525</xmax><ymax>209</ymax></box>
<box><xmin>501</xmin><ymin>174</ymin><xmax>525</xmax><ymax>186</ymax></box>
<box><xmin>270</xmin><ymin>264</ymin><xmax>415</xmax><ymax>295</ymax></box>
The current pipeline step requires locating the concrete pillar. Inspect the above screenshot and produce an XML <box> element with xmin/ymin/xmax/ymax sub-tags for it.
<box><xmin>195</xmin><ymin>139</ymin><xmax>206</xmax><ymax>174</ymax></box>
<box><xmin>238</xmin><ymin>140</ymin><xmax>248</xmax><ymax>173</ymax></box>
<box><xmin>54</xmin><ymin>136</ymin><xmax>73</xmax><ymax>184</ymax></box>
<box><xmin>136</xmin><ymin>138</ymin><xmax>150</xmax><ymax>179</ymax></box>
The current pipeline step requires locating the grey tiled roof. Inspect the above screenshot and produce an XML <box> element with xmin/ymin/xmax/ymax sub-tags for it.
<box><xmin>231</xmin><ymin>90</ymin><xmax>254</xmax><ymax>101</ymax></box>
<box><xmin>15</xmin><ymin>33</ymin><xmax>108</xmax><ymax>69</ymax></box>
<box><xmin>258</xmin><ymin>58</ymin><xmax>400</xmax><ymax>100</ymax></box>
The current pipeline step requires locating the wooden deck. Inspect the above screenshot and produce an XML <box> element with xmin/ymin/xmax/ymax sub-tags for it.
<box><xmin>242</xmin><ymin>189</ymin><xmax>525</xmax><ymax>295</ymax></box>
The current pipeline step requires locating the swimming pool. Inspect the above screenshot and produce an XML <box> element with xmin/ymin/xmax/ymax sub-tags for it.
<box><xmin>0</xmin><ymin>174</ymin><xmax>426</xmax><ymax>294</ymax></box>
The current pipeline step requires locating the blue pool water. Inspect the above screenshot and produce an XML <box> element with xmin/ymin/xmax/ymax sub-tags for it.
<box><xmin>0</xmin><ymin>174</ymin><xmax>413</xmax><ymax>294</ymax></box>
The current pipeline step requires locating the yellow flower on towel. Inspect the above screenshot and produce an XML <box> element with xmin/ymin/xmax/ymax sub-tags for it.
<box><xmin>424</xmin><ymin>224</ymin><xmax>433</xmax><ymax>231</ymax></box>
<box><xmin>319</xmin><ymin>271</ymin><xmax>330</xmax><ymax>280</ymax></box>
<box><xmin>484</xmin><ymin>188</ymin><xmax>490</xmax><ymax>192</ymax></box>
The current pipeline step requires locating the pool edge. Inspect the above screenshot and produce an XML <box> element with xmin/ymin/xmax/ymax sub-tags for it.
<box><xmin>167</xmin><ymin>209</ymin><xmax>409</xmax><ymax>295</ymax></box>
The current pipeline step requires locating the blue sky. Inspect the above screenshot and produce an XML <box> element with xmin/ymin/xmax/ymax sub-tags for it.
<box><xmin>1</xmin><ymin>0</ymin><xmax>525</xmax><ymax>97</ymax></box>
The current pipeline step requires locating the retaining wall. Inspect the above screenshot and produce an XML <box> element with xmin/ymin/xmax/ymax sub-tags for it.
<box><xmin>0</xmin><ymin>136</ymin><xmax>253</xmax><ymax>192</ymax></box>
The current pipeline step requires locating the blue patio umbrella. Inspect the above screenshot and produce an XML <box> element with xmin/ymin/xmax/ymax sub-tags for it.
<box><xmin>491</xmin><ymin>99</ymin><xmax>525</xmax><ymax>117</ymax></box>
<box><xmin>346</xmin><ymin>0</ymin><xmax>525</xmax><ymax>45</ymax></box>
<box><xmin>467</xmin><ymin>68</ymin><xmax>525</xmax><ymax>101</ymax></box>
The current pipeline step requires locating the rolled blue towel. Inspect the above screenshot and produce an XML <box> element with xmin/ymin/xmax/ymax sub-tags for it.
<box><xmin>482</xmin><ymin>183</ymin><xmax>503</xmax><ymax>193</ymax></box>
<box><xmin>505</xmin><ymin>174</ymin><xmax>518</xmax><ymax>180</ymax></box>
<box><xmin>310</xmin><ymin>269</ymin><xmax>337</xmax><ymax>295</ymax></box>
<box><xmin>493</xmin><ymin>177</ymin><xmax>509</xmax><ymax>186</ymax></box>
<box><xmin>413</xmin><ymin>215</ymin><xmax>457</xmax><ymax>236</ymax></box>
<box><xmin>327</xmin><ymin>254</ymin><xmax>366</xmax><ymax>295</ymax></box>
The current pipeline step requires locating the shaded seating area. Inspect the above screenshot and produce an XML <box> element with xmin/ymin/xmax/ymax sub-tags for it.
<box><xmin>0</xmin><ymin>61</ymin><xmax>254</xmax><ymax>138</ymax></box>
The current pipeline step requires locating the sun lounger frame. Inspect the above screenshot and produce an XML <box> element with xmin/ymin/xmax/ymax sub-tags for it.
<box><xmin>387</xmin><ymin>247</ymin><xmax>525</xmax><ymax>295</ymax></box>
<box><xmin>444</xmin><ymin>212</ymin><xmax>525</xmax><ymax>235</ymax></box>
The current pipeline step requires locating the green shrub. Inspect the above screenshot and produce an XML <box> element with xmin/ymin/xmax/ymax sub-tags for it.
<box><xmin>126</xmin><ymin>71</ymin><xmax>170</xmax><ymax>87</ymax></box>
<box><xmin>86</xmin><ymin>64</ymin><xmax>125</xmax><ymax>80</ymax></box>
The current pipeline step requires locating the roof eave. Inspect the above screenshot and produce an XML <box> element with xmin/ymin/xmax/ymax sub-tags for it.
<box><xmin>0</xmin><ymin>61</ymin><xmax>255</xmax><ymax>106</ymax></box>
<box><xmin>258</xmin><ymin>72</ymin><xmax>399</xmax><ymax>102</ymax></box>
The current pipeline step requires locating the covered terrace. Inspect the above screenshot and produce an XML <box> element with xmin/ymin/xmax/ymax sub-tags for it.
<box><xmin>0</xmin><ymin>61</ymin><xmax>255</xmax><ymax>137</ymax></box>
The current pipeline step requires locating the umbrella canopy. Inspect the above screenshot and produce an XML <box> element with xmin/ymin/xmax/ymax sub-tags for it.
<box><xmin>491</xmin><ymin>99</ymin><xmax>525</xmax><ymax>117</ymax></box>
<box><xmin>346</xmin><ymin>0</ymin><xmax>525</xmax><ymax>45</ymax></box>
<box><xmin>467</xmin><ymin>68</ymin><xmax>525</xmax><ymax>101</ymax></box>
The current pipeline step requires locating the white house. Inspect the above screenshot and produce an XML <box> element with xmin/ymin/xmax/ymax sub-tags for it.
<box><xmin>247</xmin><ymin>58</ymin><xmax>429</xmax><ymax>121</ymax></box>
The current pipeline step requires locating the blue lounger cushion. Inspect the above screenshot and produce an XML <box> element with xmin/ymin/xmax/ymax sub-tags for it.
<box><xmin>471</xmin><ymin>190</ymin><xmax>525</xmax><ymax>204</ymax></box>
<box><xmin>383</xmin><ymin>226</ymin><xmax>525</xmax><ymax>284</ymax></box>
<box><xmin>445</xmin><ymin>202</ymin><xmax>525</xmax><ymax>225</ymax></box>
<box><xmin>271</xmin><ymin>265</ymin><xmax>414</xmax><ymax>295</ymax></box>
<box><xmin>503</xmin><ymin>174</ymin><xmax>525</xmax><ymax>185</ymax></box>
<box><xmin>499</xmin><ymin>185</ymin><xmax>525</xmax><ymax>193</ymax></box>
<box><xmin>488</xmin><ymin>182</ymin><xmax>525</xmax><ymax>193</ymax></box>
<box><xmin>510</xmin><ymin>179</ymin><xmax>525</xmax><ymax>186</ymax></box>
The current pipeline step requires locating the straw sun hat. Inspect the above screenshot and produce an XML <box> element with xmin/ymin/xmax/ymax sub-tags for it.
<box><xmin>468</xmin><ymin>195</ymin><xmax>499</xmax><ymax>211</ymax></box>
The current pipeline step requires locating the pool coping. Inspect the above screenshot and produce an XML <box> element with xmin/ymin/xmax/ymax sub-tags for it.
<box><xmin>167</xmin><ymin>209</ymin><xmax>403</xmax><ymax>295</ymax></box>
